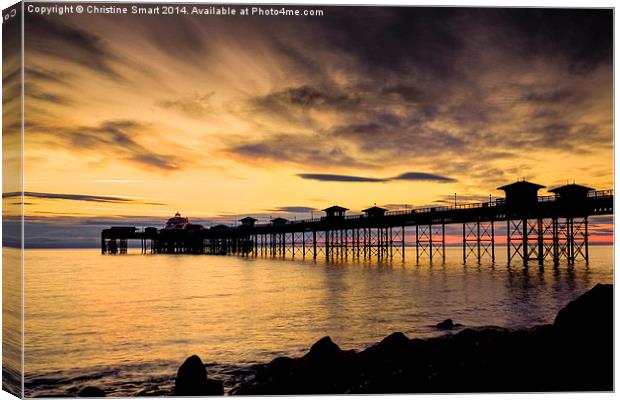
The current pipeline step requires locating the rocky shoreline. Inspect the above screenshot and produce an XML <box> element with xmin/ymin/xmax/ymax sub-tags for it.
<box><xmin>75</xmin><ymin>283</ymin><xmax>613</xmax><ymax>396</ymax></box>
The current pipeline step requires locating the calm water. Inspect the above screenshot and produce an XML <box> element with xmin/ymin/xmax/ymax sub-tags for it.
<box><xmin>22</xmin><ymin>246</ymin><xmax>613</xmax><ymax>397</ymax></box>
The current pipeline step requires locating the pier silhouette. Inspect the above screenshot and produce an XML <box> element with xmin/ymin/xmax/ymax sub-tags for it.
<box><xmin>101</xmin><ymin>181</ymin><xmax>613</xmax><ymax>265</ymax></box>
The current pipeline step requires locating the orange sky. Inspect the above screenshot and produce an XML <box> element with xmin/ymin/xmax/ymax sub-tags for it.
<box><xmin>3</xmin><ymin>7</ymin><xmax>613</xmax><ymax>246</ymax></box>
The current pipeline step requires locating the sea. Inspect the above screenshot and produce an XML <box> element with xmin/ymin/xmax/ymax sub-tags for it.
<box><xmin>5</xmin><ymin>246</ymin><xmax>614</xmax><ymax>396</ymax></box>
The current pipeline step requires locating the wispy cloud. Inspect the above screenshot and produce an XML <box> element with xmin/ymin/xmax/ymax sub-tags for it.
<box><xmin>157</xmin><ymin>92</ymin><xmax>214</xmax><ymax>119</ymax></box>
<box><xmin>267</xmin><ymin>206</ymin><xmax>318</xmax><ymax>213</ymax></box>
<box><xmin>392</xmin><ymin>172</ymin><xmax>457</xmax><ymax>183</ymax></box>
<box><xmin>30</xmin><ymin>119</ymin><xmax>184</xmax><ymax>171</ymax></box>
<box><xmin>3</xmin><ymin>191</ymin><xmax>165</xmax><ymax>205</ymax></box>
<box><xmin>25</xmin><ymin>14</ymin><xmax>126</xmax><ymax>80</ymax></box>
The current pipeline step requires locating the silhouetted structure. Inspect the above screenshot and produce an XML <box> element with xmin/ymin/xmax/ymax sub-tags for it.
<box><xmin>101</xmin><ymin>180</ymin><xmax>613</xmax><ymax>265</ymax></box>
<box><xmin>322</xmin><ymin>206</ymin><xmax>348</xmax><ymax>219</ymax></box>
<box><xmin>498</xmin><ymin>180</ymin><xmax>545</xmax><ymax>210</ymax></box>
<box><xmin>362</xmin><ymin>206</ymin><xmax>387</xmax><ymax>218</ymax></box>
<box><xmin>240</xmin><ymin>217</ymin><xmax>258</xmax><ymax>227</ymax></box>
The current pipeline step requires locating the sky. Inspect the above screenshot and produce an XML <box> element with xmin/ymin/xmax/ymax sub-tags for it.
<box><xmin>3</xmin><ymin>5</ymin><xmax>614</xmax><ymax>247</ymax></box>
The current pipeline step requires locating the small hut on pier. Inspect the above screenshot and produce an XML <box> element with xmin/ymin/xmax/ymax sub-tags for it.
<box><xmin>271</xmin><ymin>217</ymin><xmax>289</xmax><ymax>226</ymax></box>
<box><xmin>362</xmin><ymin>205</ymin><xmax>387</xmax><ymax>218</ymax></box>
<box><xmin>497</xmin><ymin>180</ymin><xmax>545</xmax><ymax>210</ymax></box>
<box><xmin>549</xmin><ymin>183</ymin><xmax>594</xmax><ymax>202</ymax></box>
<box><xmin>240</xmin><ymin>217</ymin><xmax>258</xmax><ymax>227</ymax></box>
<box><xmin>322</xmin><ymin>205</ymin><xmax>349</xmax><ymax>220</ymax></box>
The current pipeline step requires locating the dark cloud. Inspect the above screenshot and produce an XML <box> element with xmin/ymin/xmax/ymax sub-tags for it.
<box><xmin>392</xmin><ymin>172</ymin><xmax>457</xmax><ymax>183</ymax></box>
<box><xmin>3</xmin><ymin>191</ymin><xmax>165</xmax><ymax>205</ymax></box>
<box><xmin>141</xmin><ymin>15</ymin><xmax>210</xmax><ymax>63</ymax></box>
<box><xmin>25</xmin><ymin>67</ymin><xmax>72</xmax><ymax>84</ymax></box>
<box><xmin>33</xmin><ymin>119</ymin><xmax>182</xmax><ymax>171</ymax></box>
<box><xmin>320</xmin><ymin>7</ymin><xmax>464</xmax><ymax>77</ymax></box>
<box><xmin>262</xmin><ymin>85</ymin><xmax>360</xmax><ymax>109</ymax></box>
<box><xmin>229</xmin><ymin>133</ymin><xmax>371</xmax><ymax>168</ymax></box>
<box><xmin>229</xmin><ymin>8</ymin><xmax>609</xmax><ymax>183</ymax></box>
<box><xmin>297</xmin><ymin>171</ymin><xmax>456</xmax><ymax>183</ymax></box>
<box><xmin>268</xmin><ymin>206</ymin><xmax>318</xmax><ymax>213</ymax></box>
<box><xmin>25</xmin><ymin>14</ymin><xmax>124</xmax><ymax>80</ymax></box>
<box><xmin>25</xmin><ymin>82</ymin><xmax>72</xmax><ymax>105</ymax></box>
<box><xmin>497</xmin><ymin>8</ymin><xmax>612</xmax><ymax>73</ymax></box>
<box><xmin>521</xmin><ymin>88</ymin><xmax>576</xmax><ymax>104</ymax></box>
<box><xmin>250</xmin><ymin>85</ymin><xmax>362</xmax><ymax>124</ymax></box>
<box><xmin>298</xmin><ymin>173</ymin><xmax>385</xmax><ymax>183</ymax></box>
<box><xmin>315</xmin><ymin>8</ymin><xmax>610</xmax><ymax>78</ymax></box>
<box><xmin>4</xmin><ymin>191</ymin><xmax>130</xmax><ymax>203</ymax></box>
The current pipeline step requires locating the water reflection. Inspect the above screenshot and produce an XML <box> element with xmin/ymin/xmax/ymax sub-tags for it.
<box><xmin>23</xmin><ymin>246</ymin><xmax>612</xmax><ymax>397</ymax></box>
<box><xmin>3</xmin><ymin>247</ymin><xmax>22</xmax><ymax>397</ymax></box>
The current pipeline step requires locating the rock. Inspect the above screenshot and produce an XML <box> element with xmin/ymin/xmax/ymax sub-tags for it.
<box><xmin>174</xmin><ymin>355</ymin><xmax>224</xmax><ymax>396</ymax></box>
<box><xmin>361</xmin><ymin>331</ymin><xmax>410</xmax><ymax>361</ymax></box>
<box><xmin>553</xmin><ymin>283</ymin><xmax>613</xmax><ymax>390</ymax></box>
<box><xmin>378</xmin><ymin>331</ymin><xmax>409</xmax><ymax>347</ymax></box>
<box><xmin>203</xmin><ymin>379</ymin><xmax>225</xmax><ymax>396</ymax></box>
<box><xmin>435</xmin><ymin>319</ymin><xmax>462</xmax><ymax>330</ymax></box>
<box><xmin>554</xmin><ymin>283</ymin><xmax>613</xmax><ymax>338</ymax></box>
<box><xmin>302</xmin><ymin>336</ymin><xmax>343</xmax><ymax>363</ymax></box>
<box><xmin>77</xmin><ymin>386</ymin><xmax>105</xmax><ymax>397</ymax></box>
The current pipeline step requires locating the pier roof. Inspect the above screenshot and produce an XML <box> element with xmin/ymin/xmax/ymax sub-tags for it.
<box><xmin>362</xmin><ymin>206</ymin><xmax>388</xmax><ymax>217</ymax></box>
<box><xmin>549</xmin><ymin>183</ymin><xmax>594</xmax><ymax>195</ymax></box>
<box><xmin>240</xmin><ymin>217</ymin><xmax>259</xmax><ymax>227</ymax></box>
<box><xmin>211</xmin><ymin>224</ymin><xmax>230</xmax><ymax>231</ymax></box>
<box><xmin>272</xmin><ymin>217</ymin><xmax>289</xmax><ymax>225</ymax></box>
<box><xmin>322</xmin><ymin>205</ymin><xmax>349</xmax><ymax>212</ymax></box>
<box><xmin>497</xmin><ymin>180</ymin><xmax>545</xmax><ymax>192</ymax></box>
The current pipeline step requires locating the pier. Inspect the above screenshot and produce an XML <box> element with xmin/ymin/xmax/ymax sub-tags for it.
<box><xmin>101</xmin><ymin>181</ymin><xmax>613</xmax><ymax>265</ymax></box>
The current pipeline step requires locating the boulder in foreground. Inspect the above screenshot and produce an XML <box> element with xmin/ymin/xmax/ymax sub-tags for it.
<box><xmin>435</xmin><ymin>319</ymin><xmax>463</xmax><ymax>330</ymax></box>
<box><xmin>174</xmin><ymin>355</ymin><xmax>223</xmax><ymax>396</ymax></box>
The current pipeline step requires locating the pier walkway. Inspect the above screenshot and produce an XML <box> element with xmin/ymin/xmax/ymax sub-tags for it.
<box><xmin>101</xmin><ymin>181</ymin><xmax>613</xmax><ymax>265</ymax></box>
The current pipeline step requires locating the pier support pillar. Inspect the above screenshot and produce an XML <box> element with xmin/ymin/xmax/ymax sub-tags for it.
<box><xmin>313</xmin><ymin>231</ymin><xmax>317</xmax><ymax>259</ymax></box>
<box><xmin>463</xmin><ymin>221</ymin><xmax>495</xmax><ymax>263</ymax></box>
<box><xmin>401</xmin><ymin>226</ymin><xmax>406</xmax><ymax>259</ymax></box>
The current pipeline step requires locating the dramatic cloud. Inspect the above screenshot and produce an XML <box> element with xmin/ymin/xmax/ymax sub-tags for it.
<box><xmin>31</xmin><ymin>119</ymin><xmax>183</xmax><ymax>171</ymax></box>
<box><xmin>25</xmin><ymin>14</ymin><xmax>125</xmax><ymax>80</ymax></box>
<box><xmin>18</xmin><ymin>7</ymin><xmax>612</xmax><ymax>246</ymax></box>
<box><xmin>25</xmin><ymin>67</ymin><xmax>73</xmax><ymax>84</ymax></box>
<box><xmin>219</xmin><ymin>8</ymin><xmax>611</xmax><ymax>189</ymax></box>
<box><xmin>25</xmin><ymin>82</ymin><xmax>72</xmax><ymax>105</ymax></box>
<box><xmin>229</xmin><ymin>134</ymin><xmax>372</xmax><ymax>168</ymax></box>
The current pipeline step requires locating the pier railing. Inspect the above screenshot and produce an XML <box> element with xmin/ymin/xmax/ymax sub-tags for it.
<box><xmin>101</xmin><ymin>187</ymin><xmax>613</xmax><ymax>265</ymax></box>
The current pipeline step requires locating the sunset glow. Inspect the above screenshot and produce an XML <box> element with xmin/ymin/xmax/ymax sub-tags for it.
<box><xmin>7</xmin><ymin>7</ymin><xmax>613</xmax><ymax>246</ymax></box>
